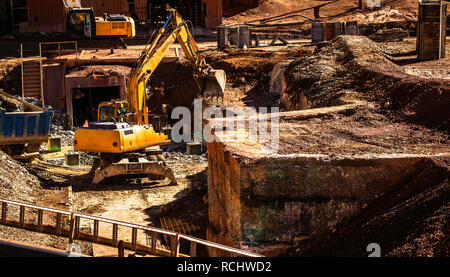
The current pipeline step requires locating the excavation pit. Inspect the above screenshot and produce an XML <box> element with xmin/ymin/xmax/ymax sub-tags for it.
<box><xmin>205</xmin><ymin>104</ymin><xmax>449</xmax><ymax>256</ymax></box>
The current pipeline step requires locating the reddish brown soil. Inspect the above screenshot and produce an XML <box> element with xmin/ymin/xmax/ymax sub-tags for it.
<box><xmin>293</xmin><ymin>156</ymin><xmax>449</xmax><ymax>257</ymax></box>
<box><xmin>281</xmin><ymin>36</ymin><xmax>450</xmax><ymax>131</ymax></box>
<box><xmin>224</xmin><ymin>0</ymin><xmax>419</xmax><ymax>24</ymax></box>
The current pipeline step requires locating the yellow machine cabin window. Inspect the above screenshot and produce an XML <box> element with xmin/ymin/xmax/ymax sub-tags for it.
<box><xmin>99</xmin><ymin>106</ymin><xmax>115</xmax><ymax>122</ymax></box>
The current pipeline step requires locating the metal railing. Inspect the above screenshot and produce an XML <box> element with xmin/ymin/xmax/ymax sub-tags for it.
<box><xmin>39</xmin><ymin>41</ymin><xmax>78</xmax><ymax>60</ymax></box>
<box><xmin>0</xmin><ymin>198</ymin><xmax>262</xmax><ymax>257</ymax></box>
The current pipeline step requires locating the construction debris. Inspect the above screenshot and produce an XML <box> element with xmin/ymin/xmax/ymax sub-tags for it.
<box><xmin>369</xmin><ymin>28</ymin><xmax>410</xmax><ymax>42</ymax></box>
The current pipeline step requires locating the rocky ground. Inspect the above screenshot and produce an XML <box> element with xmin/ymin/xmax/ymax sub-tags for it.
<box><xmin>0</xmin><ymin>2</ymin><xmax>448</xmax><ymax>255</ymax></box>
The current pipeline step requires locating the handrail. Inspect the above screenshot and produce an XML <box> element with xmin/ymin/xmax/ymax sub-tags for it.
<box><xmin>39</xmin><ymin>41</ymin><xmax>78</xmax><ymax>60</ymax></box>
<box><xmin>0</xmin><ymin>198</ymin><xmax>263</xmax><ymax>257</ymax></box>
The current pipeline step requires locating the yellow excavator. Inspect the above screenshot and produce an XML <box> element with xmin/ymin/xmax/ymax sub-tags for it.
<box><xmin>73</xmin><ymin>9</ymin><xmax>226</xmax><ymax>185</ymax></box>
<box><xmin>63</xmin><ymin>0</ymin><xmax>135</xmax><ymax>38</ymax></box>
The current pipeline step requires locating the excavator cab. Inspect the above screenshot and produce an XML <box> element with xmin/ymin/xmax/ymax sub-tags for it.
<box><xmin>98</xmin><ymin>101</ymin><xmax>130</xmax><ymax>123</ymax></box>
<box><xmin>66</xmin><ymin>9</ymin><xmax>95</xmax><ymax>38</ymax></box>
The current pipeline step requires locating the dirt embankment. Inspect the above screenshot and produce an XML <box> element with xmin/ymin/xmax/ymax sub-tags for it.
<box><xmin>224</xmin><ymin>0</ymin><xmax>419</xmax><ymax>24</ymax></box>
<box><xmin>273</xmin><ymin>35</ymin><xmax>450</xmax><ymax>257</ymax></box>
<box><xmin>294</xmin><ymin>157</ymin><xmax>449</xmax><ymax>257</ymax></box>
<box><xmin>280</xmin><ymin>36</ymin><xmax>450</xmax><ymax>131</ymax></box>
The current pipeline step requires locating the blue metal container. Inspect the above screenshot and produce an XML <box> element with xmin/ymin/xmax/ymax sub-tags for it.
<box><xmin>0</xmin><ymin>109</ymin><xmax>53</xmax><ymax>145</ymax></box>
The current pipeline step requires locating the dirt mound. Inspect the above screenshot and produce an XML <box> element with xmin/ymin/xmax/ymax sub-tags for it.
<box><xmin>343</xmin><ymin>7</ymin><xmax>416</xmax><ymax>23</ymax></box>
<box><xmin>0</xmin><ymin>150</ymin><xmax>40</xmax><ymax>202</ymax></box>
<box><xmin>280</xmin><ymin>36</ymin><xmax>389</xmax><ymax>110</ymax></box>
<box><xmin>293</xmin><ymin>157</ymin><xmax>449</xmax><ymax>257</ymax></box>
<box><xmin>280</xmin><ymin>36</ymin><xmax>450</xmax><ymax>131</ymax></box>
<box><xmin>203</xmin><ymin>47</ymin><xmax>312</xmax><ymax>107</ymax></box>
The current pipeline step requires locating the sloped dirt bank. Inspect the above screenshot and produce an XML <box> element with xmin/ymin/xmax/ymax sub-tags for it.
<box><xmin>293</xmin><ymin>156</ymin><xmax>449</xmax><ymax>257</ymax></box>
<box><xmin>280</xmin><ymin>36</ymin><xmax>450</xmax><ymax>131</ymax></box>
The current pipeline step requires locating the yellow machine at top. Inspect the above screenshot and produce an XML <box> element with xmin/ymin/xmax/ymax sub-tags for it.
<box><xmin>63</xmin><ymin>0</ymin><xmax>135</xmax><ymax>38</ymax></box>
<box><xmin>73</xmin><ymin>9</ymin><xmax>226</xmax><ymax>184</ymax></box>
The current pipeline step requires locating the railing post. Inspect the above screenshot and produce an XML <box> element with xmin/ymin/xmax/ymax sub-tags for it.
<box><xmin>1</xmin><ymin>202</ymin><xmax>7</xmax><ymax>224</ymax></box>
<box><xmin>131</xmin><ymin>228</ymin><xmax>137</xmax><ymax>251</ymax></box>
<box><xmin>190</xmin><ymin>241</ymin><xmax>197</xmax><ymax>257</ymax></box>
<box><xmin>37</xmin><ymin>209</ymin><xmax>43</xmax><ymax>232</ymax></box>
<box><xmin>19</xmin><ymin>206</ymin><xmax>25</xmax><ymax>228</ymax></box>
<box><xmin>151</xmin><ymin>232</ymin><xmax>157</xmax><ymax>253</ymax></box>
<box><xmin>112</xmin><ymin>223</ymin><xmax>118</xmax><ymax>247</ymax></box>
<box><xmin>68</xmin><ymin>214</ymin><xmax>75</xmax><ymax>243</ymax></box>
<box><xmin>55</xmin><ymin>213</ymin><xmax>62</xmax><ymax>235</ymax></box>
<box><xmin>210</xmin><ymin>246</ymin><xmax>217</xmax><ymax>257</ymax></box>
<box><xmin>39</xmin><ymin>42</ymin><xmax>44</xmax><ymax>107</ymax></box>
<box><xmin>118</xmin><ymin>240</ymin><xmax>125</xmax><ymax>257</ymax></box>
<box><xmin>93</xmin><ymin>220</ymin><xmax>99</xmax><ymax>243</ymax></box>
<box><xmin>20</xmin><ymin>43</ymin><xmax>24</xmax><ymax>98</ymax></box>
<box><xmin>74</xmin><ymin>216</ymin><xmax>80</xmax><ymax>239</ymax></box>
<box><xmin>171</xmin><ymin>235</ymin><xmax>180</xmax><ymax>257</ymax></box>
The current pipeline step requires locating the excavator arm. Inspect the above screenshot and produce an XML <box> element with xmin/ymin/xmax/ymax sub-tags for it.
<box><xmin>126</xmin><ymin>9</ymin><xmax>226</xmax><ymax>125</ymax></box>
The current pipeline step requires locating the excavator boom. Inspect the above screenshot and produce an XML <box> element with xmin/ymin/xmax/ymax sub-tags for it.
<box><xmin>127</xmin><ymin>9</ymin><xmax>226</xmax><ymax>125</ymax></box>
<box><xmin>73</xmin><ymin>9</ymin><xmax>226</xmax><ymax>185</ymax></box>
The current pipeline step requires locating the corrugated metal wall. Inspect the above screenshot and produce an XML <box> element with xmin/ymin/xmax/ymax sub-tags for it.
<box><xmin>21</xmin><ymin>0</ymin><xmax>66</xmax><ymax>33</ymax></box>
<box><xmin>135</xmin><ymin>0</ymin><xmax>147</xmax><ymax>21</ymax></box>
<box><xmin>81</xmin><ymin>0</ymin><xmax>147</xmax><ymax>21</ymax></box>
<box><xmin>81</xmin><ymin>0</ymin><xmax>129</xmax><ymax>16</ymax></box>
<box><xmin>19</xmin><ymin>0</ymin><xmax>222</xmax><ymax>33</ymax></box>
<box><xmin>204</xmin><ymin>0</ymin><xmax>222</xmax><ymax>29</ymax></box>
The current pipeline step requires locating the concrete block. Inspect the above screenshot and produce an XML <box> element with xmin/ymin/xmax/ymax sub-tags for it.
<box><xmin>217</xmin><ymin>26</ymin><xmax>229</xmax><ymax>49</ymax></box>
<box><xmin>238</xmin><ymin>25</ymin><xmax>251</xmax><ymax>48</ymax></box>
<box><xmin>48</xmin><ymin>137</ymin><xmax>62</xmax><ymax>152</ymax></box>
<box><xmin>65</xmin><ymin>152</ymin><xmax>80</xmax><ymax>166</ymax></box>
<box><xmin>312</xmin><ymin>22</ymin><xmax>325</xmax><ymax>44</ymax></box>
<box><xmin>186</xmin><ymin>142</ymin><xmax>202</xmax><ymax>155</ymax></box>
<box><xmin>345</xmin><ymin>21</ymin><xmax>359</xmax><ymax>35</ymax></box>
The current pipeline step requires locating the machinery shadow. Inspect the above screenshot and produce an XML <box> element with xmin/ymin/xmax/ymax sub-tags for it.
<box><xmin>71</xmin><ymin>175</ymin><xmax>177</xmax><ymax>193</ymax></box>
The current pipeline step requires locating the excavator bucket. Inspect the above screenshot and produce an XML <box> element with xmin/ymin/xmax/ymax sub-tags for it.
<box><xmin>200</xmin><ymin>69</ymin><xmax>226</xmax><ymax>99</ymax></box>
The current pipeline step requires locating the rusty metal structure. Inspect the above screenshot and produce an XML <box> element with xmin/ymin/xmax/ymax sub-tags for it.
<box><xmin>0</xmin><ymin>198</ymin><xmax>262</xmax><ymax>257</ymax></box>
<box><xmin>417</xmin><ymin>1</ymin><xmax>447</xmax><ymax>60</ymax></box>
<box><xmin>6</xmin><ymin>0</ymin><xmax>223</xmax><ymax>34</ymax></box>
